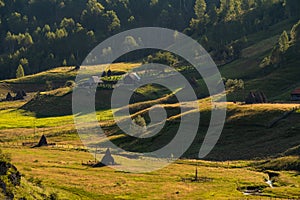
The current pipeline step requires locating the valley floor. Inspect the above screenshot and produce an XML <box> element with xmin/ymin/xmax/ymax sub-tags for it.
<box><xmin>1</xmin><ymin>145</ymin><xmax>300</xmax><ymax>200</ymax></box>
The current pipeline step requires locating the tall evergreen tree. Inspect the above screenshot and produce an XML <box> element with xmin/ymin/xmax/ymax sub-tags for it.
<box><xmin>16</xmin><ymin>64</ymin><xmax>25</xmax><ymax>78</ymax></box>
<box><xmin>291</xmin><ymin>20</ymin><xmax>300</xmax><ymax>43</ymax></box>
<box><xmin>278</xmin><ymin>30</ymin><xmax>289</xmax><ymax>52</ymax></box>
<box><xmin>190</xmin><ymin>0</ymin><xmax>207</xmax><ymax>32</ymax></box>
<box><xmin>194</xmin><ymin>0</ymin><xmax>207</xmax><ymax>21</ymax></box>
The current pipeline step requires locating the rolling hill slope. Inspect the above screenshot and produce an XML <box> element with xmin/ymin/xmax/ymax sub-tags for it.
<box><xmin>0</xmin><ymin>18</ymin><xmax>299</xmax><ymax>161</ymax></box>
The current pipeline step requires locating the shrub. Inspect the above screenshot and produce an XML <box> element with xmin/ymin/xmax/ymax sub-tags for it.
<box><xmin>147</xmin><ymin>51</ymin><xmax>178</xmax><ymax>67</ymax></box>
<box><xmin>65</xmin><ymin>80</ymin><xmax>75</xmax><ymax>88</ymax></box>
<box><xmin>133</xmin><ymin>115</ymin><xmax>146</xmax><ymax>127</ymax></box>
<box><xmin>0</xmin><ymin>149</ymin><xmax>11</xmax><ymax>163</ymax></box>
<box><xmin>47</xmin><ymin>193</ymin><xmax>59</xmax><ymax>200</ymax></box>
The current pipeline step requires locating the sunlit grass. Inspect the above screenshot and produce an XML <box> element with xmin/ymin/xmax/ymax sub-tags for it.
<box><xmin>107</xmin><ymin>62</ymin><xmax>141</xmax><ymax>73</ymax></box>
<box><xmin>79</xmin><ymin>63</ymin><xmax>141</xmax><ymax>76</ymax></box>
<box><xmin>2</xmin><ymin>63</ymin><xmax>141</xmax><ymax>85</ymax></box>
<box><xmin>0</xmin><ymin>100</ymin><xmax>27</xmax><ymax>110</ymax></box>
<box><xmin>0</xmin><ymin>108</ymin><xmax>118</xmax><ymax>130</ymax></box>
<box><xmin>2</xmin><ymin>146</ymin><xmax>299</xmax><ymax>199</ymax></box>
<box><xmin>40</xmin><ymin>87</ymin><xmax>72</xmax><ymax>97</ymax></box>
<box><xmin>0</xmin><ymin>109</ymin><xmax>74</xmax><ymax>129</ymax></box>
<box><xmin>4</xmin><ymin>67</ymin><xmax>77</xmax><ymax>84</ymax></box>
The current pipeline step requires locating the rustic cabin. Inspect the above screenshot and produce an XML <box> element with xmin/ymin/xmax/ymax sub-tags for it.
<box><xmin>123</xmin><ymin>72</ymin><xmax>141</xmax><ymax>85</ymax></box>
<box><xmin>88</xmin><ymin>76</ymin><xmax>102</xmax><ymax>86</ymax></box>
<box><xmin>291</xmin><ymin>88</ymin><xmax>300</xmax><ymax>101</ymax></box>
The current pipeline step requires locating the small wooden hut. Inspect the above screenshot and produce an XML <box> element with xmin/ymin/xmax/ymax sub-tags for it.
<box><xmin>123</xmin><ymin>73</ymin><xmax>141</xmax><ymax>85</ymax></box>
<box><xmin>291</xmin><ymin>88</ymin><xmax>300</xmax><ymax>101</ymax></box>
<box><xmin>245</xmin><ymin>91</ymin><xmax>267</xmax><ymax>104</ymax></box>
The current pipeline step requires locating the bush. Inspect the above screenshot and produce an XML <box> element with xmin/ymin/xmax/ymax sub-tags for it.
<box><xmin>225</xmin><ymin>79</ymin><xmax>244</xmax><ymax>91</ymax></box>
<box><xmin>47</xmin><ymin>193</ymin><xmax>59</xmax><ymax>200</ymax></box>
<box><xmin>130</xmin><ymin>115</ymin><xmax>147</xmax><ymax>136</ymax></box>
<box><xmin>133</xmin><ymin>115</ymin><xmax>146</xmax><ymax>127</ymax></box>
<box><xmin>260</xmin><ymin>56</ymin><xmax>271</xmax><ymax>68</ymax></box>
<box><xmin>147</xmin><ymin>51</ymin><xmax>178</xmax><ymax>67</ymax></box>
<box><xmin>65</xmin><ymin>80</ymin><xmax>75</xmax><ymax>88</ymax></box>
<box><xmin>0</xmin><ymin>149</ymin><xmax>11</xmax><ymax>163</ymax></box>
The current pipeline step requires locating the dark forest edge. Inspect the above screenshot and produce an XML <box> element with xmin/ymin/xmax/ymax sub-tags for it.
<box><xmin>0</xmin><ymin>0</ymin><xmax>300</xmax><ymax>79</ymax></box>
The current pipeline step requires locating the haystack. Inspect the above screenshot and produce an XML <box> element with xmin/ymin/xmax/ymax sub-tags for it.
<box><xmin>34</xmin><ymin>135</ymin><xmax>48</xmax><ymax>148</ymax></box>
<box><xmin>21</xmin><ymin>90</ymin><xmax>27</xmax><ymax>97</ymax></box>
<box><xmin>5</xmin><ymin>92</ymin><xmax>13</xmax><ymax>101</ymax></box>
<box><xmin>101</xmin><ymin>148</ymin><xmax>115</xmax><ymax>165</ymax></box>
<box><xmin>107</xmin><ymin>69</ymin><xmax>112</xmax><ymax>77</ymax></box>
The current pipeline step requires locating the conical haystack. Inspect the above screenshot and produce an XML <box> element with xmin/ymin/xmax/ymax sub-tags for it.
<box><xmin>101</xmin><ymin>148</ymin><xmax>115</xmax><ymax>165</ymax></box>
<box><xmin>34</xmin><ymin>135</ymin><xmax>48</xmax><ymax>148</ymax></box>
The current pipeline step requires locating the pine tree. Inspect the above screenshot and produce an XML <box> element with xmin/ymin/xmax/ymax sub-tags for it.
<box><xmin>194</xmin><ymin>0</ymin><xmax>206</xmax><ymax>21</ymax></box>
<box><xmin>190</xmin><ymin>0</ymin><xmax>207</xmax><ymax>31</ymax></box>
<box><xmin>16</xmin><ymin>64</ymin><xmax>25</xmax><ymax>78</ymax></box>
<box><xmin>291</xmin><ymin>20</ymin><xmax>300</xmax><ymax>43</ymax></box>
<box><xmin>278</xmin><ymin>31</ymin><xmax>289</xmax><ymax>52</ymax></box>
<box><xmin>23</xmin><ymin>32</ymin><xmax>33</xmax><ymax>47</ymax></box>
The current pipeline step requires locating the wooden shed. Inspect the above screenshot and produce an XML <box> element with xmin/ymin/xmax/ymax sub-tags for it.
<box><xmin>245</xmin><ymin>91</ymin><xmax>267</xmax><ymax>104</ymax></box>
<box><xmin>291</xmin><ymin>88</ymin><xmax>300</xmax><ymax>101</ymax></box>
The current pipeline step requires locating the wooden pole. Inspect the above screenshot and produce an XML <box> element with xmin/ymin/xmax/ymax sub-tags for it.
<box><xmin>95</xmin><ymin>147</ymin><xmax>97</xmax><ymax>163</ymax></box>
<box><xmin>195</xmin><ymin>165</ymin><xmax>198</xmax><ymax>181</ymax></box>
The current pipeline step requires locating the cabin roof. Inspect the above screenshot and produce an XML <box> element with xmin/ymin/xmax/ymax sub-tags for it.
<box><xmin>127</xmin><ymin>72</ymin><xmax>141</xmax><ymax>81</ymax></box>
<box><xmin>90</xmin><ymin>76</ymin><xmax>102</xmax><ymax>83</ymax></box>
<box><xmin>291</xmin><ymin>88</ymin><xmax>300</xmax><ymax>95</ymax></box>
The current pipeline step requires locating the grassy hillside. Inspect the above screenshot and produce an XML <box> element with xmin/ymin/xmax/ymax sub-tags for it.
<box><xmin>0</xmin><ymin>63</ymin><xmax>140</xmax><ymax>97</ymax></box>
<box><xmin>0</xmin><ymin>18</ymin><xmax>299</xmax><ymax>199</ymax></box>
<box><xmin>0</xmin><ymin>80</ymin><xmax>299</xmax><ymax>199</ymax></box>
<box><xmin>1</xmin><ymin>94</ymin><xmax>299</xmax><ymax>159</ymax></box>
<box><xmin>220</xmin><ymin>19</ymin><xmax>300</xmax><ymax>102</ymax></box>
<box><xmin>104</xmin><ymin>101</ymin><xmax>300</xmax><ymax>161</ymax></box>
<box><xmin>0</xmin><ymin>149</ymin><xmax>55</xmax><ymax>199</ymax></box>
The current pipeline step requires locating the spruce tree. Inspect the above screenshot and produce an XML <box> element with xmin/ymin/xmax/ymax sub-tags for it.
<box><xmin>278</xmin><ymin>30</ymin><xmax>289</xmax><ymax>52</ymax></box>
<box><xmin>291</xmin><ymin>20</ymin><xmax>300</xmax><ymax>43</ymax></box>
<box><xmin>194</xmin><ymin>0</ymin><xmax>207</xmax><ymax>21</ymax></box>
<box><xmin>16</xmin><ymin>64</ymin><xmax>25</xmax><ymax>78</ymax></box>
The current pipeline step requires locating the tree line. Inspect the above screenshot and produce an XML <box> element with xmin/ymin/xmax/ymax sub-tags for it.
<box><xmin>0</xmin><ymin>0</ymin><xmax>299</xmax><ymax>79</ymax></box>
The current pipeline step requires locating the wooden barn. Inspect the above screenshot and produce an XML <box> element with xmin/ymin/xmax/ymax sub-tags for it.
<box><xmin>291</xmin><ymin>88</ymin><xmax>300</xmax><ymax>101</ymax></box>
